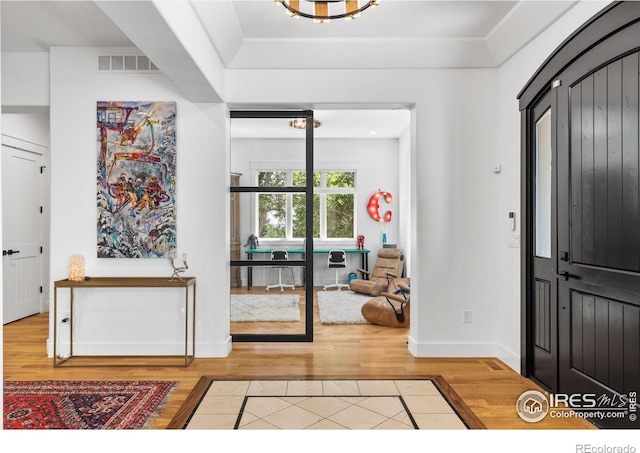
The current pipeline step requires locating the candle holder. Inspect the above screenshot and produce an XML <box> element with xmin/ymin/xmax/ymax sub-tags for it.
<box><xmin>68</xmin><ymin>254</ymin><xmax>85</xmax><ymax>282</ymax></box>
<box><xmin>170</xmin><ymin>253</ymin><xmax>188</xmax><ymax>281</ymax></box>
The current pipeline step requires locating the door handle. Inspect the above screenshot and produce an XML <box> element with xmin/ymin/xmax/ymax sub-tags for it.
<box><xmin>5</xmin><ymin>249</ymin><xmax>20</xmax><ymax>256</ymax></box>
<box><xmin>558</xmin><ymin>271</ymin><xmax>580</xmax><ymax>281</ymax></box>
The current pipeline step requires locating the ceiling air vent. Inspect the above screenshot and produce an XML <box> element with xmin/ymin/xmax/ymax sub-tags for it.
<box><xmin>97</xmin><ymin>55</ymin><xmax>160</xmax><ymax>73</ymax></box>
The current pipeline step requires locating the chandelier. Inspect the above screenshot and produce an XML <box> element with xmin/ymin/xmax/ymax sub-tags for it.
<box><xmin>275</xmin><ymin>0</ymin><xmax>379</xmax><ymax>22</ymax></box>
<box><xmin>289</xmin><ymin>118</ymin><xmax>322</xmax><ymax>129</ymax></box>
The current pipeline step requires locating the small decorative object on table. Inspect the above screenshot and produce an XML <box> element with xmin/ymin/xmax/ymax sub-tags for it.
<box><xmin>68</xmin><ymin>254</ymin><xmax>85</xmax><ymax>282</ymax></box>
<box><xmin>357</xmin><ymin>235</ymin><xmax>365</xmax><ymax>250</ymax></box>
<box><xmin>170</xmin><ymin>253</ymin><xmax>188</xmax><ymax>281</ymax></box>
<box><xmin>246</xmin><ymin>234</ymin><xmax>259</xmax><ymax>249</ymax></box>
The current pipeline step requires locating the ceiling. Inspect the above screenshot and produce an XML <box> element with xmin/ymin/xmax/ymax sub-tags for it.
<box><xmin>229</xmin><ymin>1</ymin><xmax>516</xmax><ymax>39</ymax></box>
<box><xmin>1</xmin><ymin>0</ymin><xmax>577</xmax><ymax>68</ymax></box>
<box><xmin>0</xmin><ymin>0</ymin><xmax>579</xmax><ymax>138</ymax></box>
<box><xmin>0</xmin><ymin>1</ymin><xmax>134</xmax><ymax>51</ymax></box>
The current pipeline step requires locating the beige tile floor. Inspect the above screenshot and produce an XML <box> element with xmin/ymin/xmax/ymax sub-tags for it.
<box><xmin>185</xmin><ymin>379</ymin><xmax>468</xmax><ymax>430</ymax></box>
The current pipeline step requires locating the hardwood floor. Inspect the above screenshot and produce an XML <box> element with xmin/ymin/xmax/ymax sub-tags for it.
<box><xmin>3</xmin><ymin>288</ymin><xmax>597</xmax><ymax>432</ymax></box>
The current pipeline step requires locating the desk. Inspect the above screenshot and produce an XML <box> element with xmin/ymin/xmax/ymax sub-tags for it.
<box><xmin>245</xmin><ymin>248</ymin><xmax>370</xmax><ymax>289</ymax></box>
<box><xmin>53</xmin><ymin>277</ymin><xmax>196</xmax><ymax>367</ymax></box>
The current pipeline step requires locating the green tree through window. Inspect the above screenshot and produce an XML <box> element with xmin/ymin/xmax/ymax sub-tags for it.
<box><xmin>257</xmin><ymin>170</ymin><xmax>354</xmax><ymax>240</ymax></box>
<box><xmin>258</xmin><ymin>172</ymin><xmax>286</xmax><ymax>238</ymax></box>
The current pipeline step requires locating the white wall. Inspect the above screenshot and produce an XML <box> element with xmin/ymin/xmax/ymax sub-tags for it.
<box><xmin>494</xmin><ymin>0</ymin><xmax>613</xmax><ymax>369</ymax></box>
<box><xmin>47</xmin><ymin>47</ymin><xmax>230</xmax><ymax>357</ymax></box>
<box><xmin>2</xmin><ymin>112</ymin><xmax>50</xmax><ymax>146</ymax></box>
<box><xmin>225</xmin><ymin>68</ymin><xmax>509</xmax><ymax>362</ymax></box>
<box><xmin>231</xmin><ymin>136</ymin><xmax>402</xmax><ymax>287</ymax></box>
<box><xmin>398</xmin><ymin>127</ymin><xmax>412</xmax><ymax>276</ymax></box>
<box><xmin>1</xmin><ymin>53</ymin><xmax>49</xmax><ymax>107</ymax></box>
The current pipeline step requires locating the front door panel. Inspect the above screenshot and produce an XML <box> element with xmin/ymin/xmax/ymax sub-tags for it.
<box><xmin>557</xmin><ymin>46</ymin><xmax>640</xmax><ymax>428</ymax></box>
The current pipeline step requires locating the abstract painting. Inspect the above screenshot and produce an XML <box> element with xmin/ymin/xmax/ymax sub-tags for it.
<box><xmin>96</xmin><ymin>101</ymin><xmax>176</xmax><ymax>258</ymax></box>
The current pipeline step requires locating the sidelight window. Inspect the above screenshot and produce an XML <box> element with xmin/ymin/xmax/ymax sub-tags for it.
<box><xmin>534</xmin><ymin>109</ymin><xmax>552</xmax><ymax>258</ymax></box>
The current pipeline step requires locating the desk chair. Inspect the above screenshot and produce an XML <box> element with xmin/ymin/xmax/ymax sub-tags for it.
<box><xmin>323</xmin><ymin>250</ymin><xmax>349</xmax><ymax>291</ymax></box>
<box><xmin>266</xmin><ymin>250</ymin><xmax>295</xmax><ymax>292</ymax></box>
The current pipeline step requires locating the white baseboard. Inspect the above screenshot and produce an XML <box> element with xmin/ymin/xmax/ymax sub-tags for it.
<box><xmin>407</xmin><ymin>336</ymin><xmax>520</xmax><ymax>373</ymax></box>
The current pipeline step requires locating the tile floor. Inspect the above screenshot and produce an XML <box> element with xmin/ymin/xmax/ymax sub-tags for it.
<box><xmin>185</xmin><ymin>379</ymin><xmax>468</xmax><ymax>430</ymax></box>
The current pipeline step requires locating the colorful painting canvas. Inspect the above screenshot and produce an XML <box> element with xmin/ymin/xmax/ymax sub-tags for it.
<box><xmin>96</xmin><ymin>101</ymin><xmax>176</xmax><ymax>258</ymax></box>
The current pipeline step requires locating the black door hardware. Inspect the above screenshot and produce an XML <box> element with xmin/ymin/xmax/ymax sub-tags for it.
<box><xmin>558</xmin><ymin>271</ymin><xmax>580</xmax><ymax>281</ymax></box>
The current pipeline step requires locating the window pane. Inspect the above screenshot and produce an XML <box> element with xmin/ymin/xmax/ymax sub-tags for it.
<box><xmin>258</xmin><ymin>171</ymin><xmax>286</xmax><ymax>187</ymax></box>
<box><xmin>258</xmin><ymin>193</ymin><xmax>286</xmax><ymax>238</ymax></box>
<box><xmin>535</xmin><ymin>110</ymin><xmax>552</xmax><ymax>258</ymax></box>
<box><xmin>293</xmin><ymin>194</ymin><xmax>320</xmax><ymax>238</ymax></box>
<box><xmin>292</xmin><ymin>171</ymin><xmax>320</xmax><ymax>187</ymax></box>
<box><xmin>326</xmin><ymin>171</ymin><xmax>354</xmax><ymax>188</ymax></box>
<box><xmin>292</xmin><ymin>171</ymin><xmax>305</xmax><ymax>187</ymax></box>
<box><xmin>326</xmin><ymin>194</ymin><xmax>354</xmax><ymax>238</ymax></box>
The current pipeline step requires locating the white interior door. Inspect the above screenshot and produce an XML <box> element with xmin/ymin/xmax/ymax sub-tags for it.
<box><xmin>2</xmin><ymin>144</ymin><xmax>43</xmax><ymax>324</ymax></box>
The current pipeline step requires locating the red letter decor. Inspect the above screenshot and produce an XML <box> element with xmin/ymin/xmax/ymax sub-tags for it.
<box><xmin>367</xmin><ymin>191</ymin><xmax>392</xmax><ymax>222</ymax></box>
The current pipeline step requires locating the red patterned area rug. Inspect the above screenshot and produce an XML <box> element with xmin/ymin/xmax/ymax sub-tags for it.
<box><xmin>3</xmin><ymin>380</ymin><xmax>176</xmax><ymax>429</ymax></box>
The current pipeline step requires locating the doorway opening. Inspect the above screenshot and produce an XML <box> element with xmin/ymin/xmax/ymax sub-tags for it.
<box><xmin>229</xmin><ymin>107</ymin><xmax>412</xmax><ymax>342</ymax></box>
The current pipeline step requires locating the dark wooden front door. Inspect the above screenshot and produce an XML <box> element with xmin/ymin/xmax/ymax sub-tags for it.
<box><xmin>554</xmin><ymin>30</ymin><xmax>640</xmax><ymax>429</ymax></box>
<box><xmin>520</xmin><ymin>2</ymin><xmax>640</xmax><ymax>429</ymax></box>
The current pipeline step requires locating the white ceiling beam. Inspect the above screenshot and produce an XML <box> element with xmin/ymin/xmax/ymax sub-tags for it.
<box><xmin>190</xmin><ymin>0</ymin><xmax>244</xmax><ymax>67</ymax></box>
<box><xmin>95</xmin><ymin>0</ymin><xmax>224</xmax><ymax>103</ymax></box>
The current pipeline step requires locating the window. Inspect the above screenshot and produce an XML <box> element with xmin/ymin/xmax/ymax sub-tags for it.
<box><xmin>256</xmin><ymin>170</ymin><xmax>355</xmax><ymax>240</ymax></box>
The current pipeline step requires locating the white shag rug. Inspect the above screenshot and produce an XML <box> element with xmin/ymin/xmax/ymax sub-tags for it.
<box><xmin>317</xmin><ymin>290</ymin><xmax>372</xmax><ymax>324</ymax></box>
<box><xmin>230</xmin><ymin>294</ymin><xmax>301</xmax><ymax>322</ymax></box>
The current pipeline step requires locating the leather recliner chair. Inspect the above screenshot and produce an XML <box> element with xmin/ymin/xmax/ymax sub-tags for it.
<box><xmin>349</xmin><ymin>248</ymin><xmax>404</xmax><ymax>297</ymax></box>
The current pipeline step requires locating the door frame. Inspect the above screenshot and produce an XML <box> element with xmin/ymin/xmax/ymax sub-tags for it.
<box><xmin>229</xmin><ymin>109</ymin><xmax>315</xmax><ymax>343</ymax></box>
<box><xmin>522</xmin><ymin>89</ymin><xmax>558</xmax><ymax>392</ymax></box>
<box><xmin>519</xmin><ymin>0</ymin><xmax>640</xmax><ymax>383</ymax></box>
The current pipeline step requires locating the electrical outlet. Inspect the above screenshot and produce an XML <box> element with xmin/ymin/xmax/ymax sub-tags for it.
<box><xmin>463</xmin><ymin>310</ymin><xmax>472</xmax><ymax>323</ymax></box>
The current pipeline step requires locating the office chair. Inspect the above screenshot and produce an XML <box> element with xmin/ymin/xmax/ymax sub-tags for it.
<box><xmin>266</xmin><ymin>250</ymin><xmax>295</xmax><ymax>291</ymax></box>
<box><xmin>323</xmin><ymin>250</ymin><xmax>349</xmax><ymax>291</ymax></box>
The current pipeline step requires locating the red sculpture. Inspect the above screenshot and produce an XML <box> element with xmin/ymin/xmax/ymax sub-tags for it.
<box><xmin>357</xmin><ymin>235</ymin><xmax>365</xmax><ymax>250</ymax></box>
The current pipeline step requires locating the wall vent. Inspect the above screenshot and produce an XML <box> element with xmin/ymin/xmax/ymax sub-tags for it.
<box><xmin>97</xmin><ymin>55</ymin><xmax>160</xmax><ymax>73</ymax></box>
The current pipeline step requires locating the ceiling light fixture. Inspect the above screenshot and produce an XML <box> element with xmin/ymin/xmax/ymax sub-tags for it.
<box><xmin>275</xmin><ymin>0</ymin><xmax>379</xmax><ymax>23</ymax></box>
<box><xmin>289</xmin><ymin>118</ymin><xmax>322</xmax><ymax>129</ymax></box>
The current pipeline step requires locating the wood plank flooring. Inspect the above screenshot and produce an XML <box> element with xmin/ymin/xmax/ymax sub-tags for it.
<box><xmin>3</xmin><ymin>288</ymin><xmax>596</xmax><ymax>431</ymax></box>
